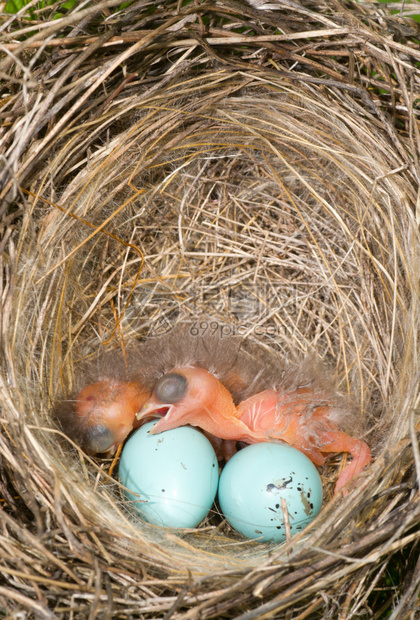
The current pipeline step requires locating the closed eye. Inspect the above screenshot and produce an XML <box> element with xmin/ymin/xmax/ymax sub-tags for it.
<box><xmin>84</xmin><ymin>425</ymin><xmax>114</xmax><ymax>454</ymax></box>
<box><xmin>154</xmin><ymin>373</ymin><xmax>188</xmax><ymax>404</ymax></box>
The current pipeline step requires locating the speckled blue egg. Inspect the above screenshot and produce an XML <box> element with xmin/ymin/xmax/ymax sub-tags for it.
<box><xmin>119</xmin><ymin>421</ymin><xmax>219</xmax><ymax>528</ymax></box>
<box><xmin>218</xmin><ymin>443</ymin><xmax>323</xmax><ymax>542</ymax></box>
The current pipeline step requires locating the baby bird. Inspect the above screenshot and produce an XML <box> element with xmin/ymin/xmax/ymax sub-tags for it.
<box><xmin>56</xmin><ymin>322</ymin><xmax>258</xmax><ymax>456</ymax></box>
<box><xmin>136</xmin><ymin>366</ymin><xmax>371</xmax><ymax>494</ymax></box>
<box><xmin>60</xmin><ymin>379</ymin><xmax>150</xmax><ymax>455</ymax></box>
<box><xmin>57</xmin><ymin>323</ymin><xmax>371</xmax><ymax>492</ymax></box>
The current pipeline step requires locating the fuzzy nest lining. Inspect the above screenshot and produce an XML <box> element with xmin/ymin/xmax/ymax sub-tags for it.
<box><xmin>1</xmin><ymin>0</ymin><xmax>420</xmax><ymax>617</ymax></box>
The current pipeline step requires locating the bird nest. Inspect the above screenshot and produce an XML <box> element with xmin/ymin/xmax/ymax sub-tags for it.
<box><xmin>1</xmin><ymin>0</ymin><xmax>420</xmax><ymax>617</ymax></box>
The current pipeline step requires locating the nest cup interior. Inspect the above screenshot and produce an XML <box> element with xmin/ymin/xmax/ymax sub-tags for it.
<box><xmin>11</xmin><ymin>71</ymin><xmax>418</xmax><ymax>573</ymax></box>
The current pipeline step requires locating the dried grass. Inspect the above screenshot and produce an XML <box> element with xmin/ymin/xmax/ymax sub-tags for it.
<box><xmin>0</xmin><ymin>0</ymin><xmax>420</xmax><ymax>617</ymax></box>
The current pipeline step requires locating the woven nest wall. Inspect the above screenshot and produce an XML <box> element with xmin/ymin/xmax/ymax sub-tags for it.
<box><xmin>1</xmin><ymin>0</ymin><xmax>420</xmax><ymax>617</ymax></box>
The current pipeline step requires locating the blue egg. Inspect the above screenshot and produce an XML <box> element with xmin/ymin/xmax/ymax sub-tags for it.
<box><xmin>218</xmin><ymin>443</ymin><xmax>323</xmax><ymax>542</ymax></box>
<box><xmin>119</xmin><ymin>421</ymin><xmax>219</xmax><ymax>528</ymax></box>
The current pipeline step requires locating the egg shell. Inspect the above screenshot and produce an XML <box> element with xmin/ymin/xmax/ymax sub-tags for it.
<box><xmin>119</xmin><ymin>421</ymin><xmax>219</xmax><ymax>529</ymax></box>
<box><xmin>218</xmin><ymin>442</ymin><xmax>323</xmax><ymax>542</ymax></box>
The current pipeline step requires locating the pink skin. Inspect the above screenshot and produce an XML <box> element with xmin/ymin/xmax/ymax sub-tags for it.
<box><xmin>136</xmin><ymin>368</ymin><xmax>371</xmax><ymax>494</ymax></box>
<box><xmin>138</xmin><ymin>366</ymin><xmax>257</xmax><ymax>441</ymax></box>
<box><xmin>236</xmin><ymin>388</ymin><xmax>371</xmax><ymax>493</ymax></box>
<box><xmin>74</xmin><ymin>380</ymin><xmax>150</xmax><ymax>454</ymax></box>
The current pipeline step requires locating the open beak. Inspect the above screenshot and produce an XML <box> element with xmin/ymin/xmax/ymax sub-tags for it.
<box><xmin>136</xmin><ymin>400</ymin><xmax>188</xmax><ymax>434</ymax></box>
<box><xmin>135</xmin><ymin>400</ymin><xmax>170</xmax><ymax>425</ymax></box>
